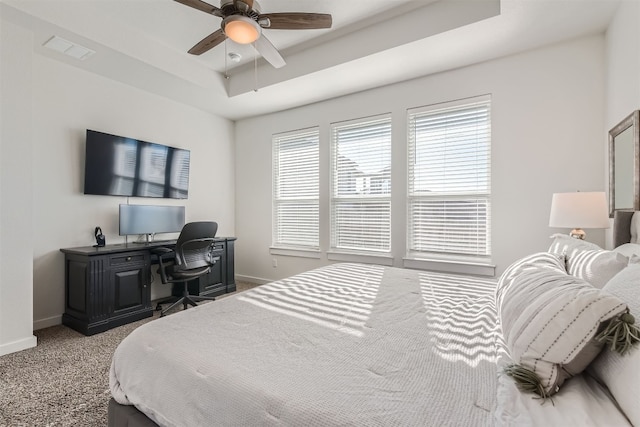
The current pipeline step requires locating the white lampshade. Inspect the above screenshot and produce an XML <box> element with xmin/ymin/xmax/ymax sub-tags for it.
<box><xmin>549</xmin><ymin>191</ymin><xmax>610</xmax><ymax>239</ymax></box>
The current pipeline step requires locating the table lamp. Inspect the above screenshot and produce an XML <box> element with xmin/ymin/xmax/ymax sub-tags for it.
<box><xmin>549</xmin><ymin>191</ymin><xmax>610</xmax><ymax>239</ymax></box>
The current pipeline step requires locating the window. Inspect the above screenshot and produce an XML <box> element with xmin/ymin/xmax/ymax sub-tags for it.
<box><xmin>272</xmin><ymin>127</ymin><xmax>319</xmax><ymax>249</ymax></box>
<box><xmin>407</xmin><ymin>96</ymin><xmax>491</xmax><ymax>260</ymax></box>
<box><xmin>331</xmin><ymin>114</ymin><xmax>392</xmax><ymax>253</ymax></box>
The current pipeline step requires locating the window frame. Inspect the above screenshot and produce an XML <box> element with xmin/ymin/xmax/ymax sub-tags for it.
<box><xmin>406</xmin><ymin>95</ymin><xmax>492</xmax><ymax>264</ymax></box>
<box><xmin>271</xmin><ymin>127</ymin><xmax>320</xmax><ymax>252</ymax></box>
<box><xmin>330</xmin><ymin>113</ymin><xmax>393</xmax><ymax>255</ymax></box>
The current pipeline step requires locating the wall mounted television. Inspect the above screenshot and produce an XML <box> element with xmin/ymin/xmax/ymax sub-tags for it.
<box><xmin>84</xmin><ymin>129</ymin><xmax>190</xmax><ymax>199</ymax></box>
<box><xmin>119</xmin><ymin>204</ymin><xmax>185</xmax><ymax>236</ymax></box>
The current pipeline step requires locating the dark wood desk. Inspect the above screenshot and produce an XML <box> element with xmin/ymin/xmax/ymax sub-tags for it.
<box><xmin>60</xmin><ymin>237</ymin><xmax>236</xmax><ymax>335</ymax></box>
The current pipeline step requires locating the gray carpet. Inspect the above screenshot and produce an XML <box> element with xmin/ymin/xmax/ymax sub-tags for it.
<box><xmin>0</xmin><ymin>282</ymin><xmax>259</xmax><ymax>427</ymax></box>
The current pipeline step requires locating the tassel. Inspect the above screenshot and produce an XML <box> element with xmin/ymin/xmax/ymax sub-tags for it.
<box><xmin>503</xmin><ymin>364</ymin><xmax>551</xmax><ymax>402</ymax></box>
<box><xmin>596</xmin><ymin>311</ymin><xmax>640</xmax><ymax>355</ymax></box>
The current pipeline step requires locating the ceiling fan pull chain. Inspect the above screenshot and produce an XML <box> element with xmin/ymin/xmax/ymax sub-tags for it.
<box><xmin>254</xmin><ymin>43</ymin><xmax>258</xmax><ymax>92</ymax></box>
<box><xmin>224</xmin><ymin>39</ymin><xmax>229</xmax><ymax>79</ymax></box>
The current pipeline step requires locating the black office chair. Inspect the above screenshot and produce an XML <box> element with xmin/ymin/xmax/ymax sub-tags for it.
<box><xmin>154</xmin><ymin>221</ymin><xmax>220</xmax><ymax>317</ymax></box>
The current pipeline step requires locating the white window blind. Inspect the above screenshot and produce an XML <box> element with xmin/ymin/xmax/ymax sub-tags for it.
<box><xmin>408</xmin><ymin>96</ymin><xmax>491</xmax><ymax>259</ymax></box>
<box><xmin>272</xmin><ymin>128</ymin><xmax>319</xmax><ymax>249</ymax></box>
<box><xmin>331</xmin><ymin>114</ymin><xmax>391</xmax><ymax>253</ymax></box>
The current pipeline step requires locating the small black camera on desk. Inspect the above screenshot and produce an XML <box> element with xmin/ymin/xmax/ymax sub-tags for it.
<box><xmin>94</xmin><ymin>226</ymin><xmax>106</xmax><ymax>247</ymax></box>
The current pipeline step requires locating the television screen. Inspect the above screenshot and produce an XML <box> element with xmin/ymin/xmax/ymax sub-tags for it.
<box><xmin>119</xmin><ymin>204</ymin><xmax>185</xmax><ymax>236</ymax></box>
<box><xmin>84</xmin><ymin>129</ymin><xmax>190</xmax><ymax>199</ymax></box>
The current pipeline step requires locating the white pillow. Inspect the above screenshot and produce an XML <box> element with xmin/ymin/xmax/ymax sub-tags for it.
<box><xmin>548</xmin><ymin>233</ymin><xmax>601</xmax><ymax>254</ymax></box>
<box><xmin>549</xmin><ymin>234</ymin><xmax>629</xmax><ymax>288</ymax></box>
<box><xmin>589</xmin><ymin>264</ymin><xmax>640</xmax><ymax>426</ymax></box>
<box><xmin>613</xmin><ymin>243</ymin><xmax>640</xmax><ymax>258</ymax></box>
<box><xmin>496</xmin><ymin>252</ymin><xmax>633</xmax><ymax>398</ymax></box>
<box><xmin>565</xmin><ymin>249</ymin><xmax>629</xmax><ymax>289</ymax></box>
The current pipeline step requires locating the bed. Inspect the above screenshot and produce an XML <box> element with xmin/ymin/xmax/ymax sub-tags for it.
<box><xmin>109</xmin><ymin>263</ymin><xmax>499</xmax><ymax>426</ymax></box>
<box><xmin>109</xmin><ymin>215</ymin><xmax>640</xmax><ymax>426</ymax></box>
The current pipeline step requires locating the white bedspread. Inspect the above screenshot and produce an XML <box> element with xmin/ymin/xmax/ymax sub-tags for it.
<box><xmin>110</xmin><ymin>263</ymin><xmax>498</xmax><ymax>426</ymax></box>
<box><xmin>494</xmin><ymin>334</ymin><xmax>631</xmax><ymax>427</ymax></box>
<box><xmin>495</xmin><ymin>367</ymin><xmax>631</xmax><ymax>427</ymax></box>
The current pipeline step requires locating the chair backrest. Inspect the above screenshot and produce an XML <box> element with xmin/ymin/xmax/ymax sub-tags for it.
<box><xmin>174</xmin><ymin>221</ymin><xmax>218</xmax><ymax>270</ymax></box>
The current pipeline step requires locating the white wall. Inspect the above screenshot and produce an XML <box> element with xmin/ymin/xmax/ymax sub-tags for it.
<box><xmin>30</xmin><ymin>54</ymin><xmax>235</xmax><ymax>329</ymax></box>
<box><xmin>606</xmin><ymin>1</ymin><xmax>640</xmax><ymax>128</ymax></box>
<box><xmin>235</xmin><ymin>35</ymin><xmax>607</xmax><ymax>283</ymax></box>
<box><xmin>0</xmin><ymin>19</ymin><xmax>38</xmax><ymax>356</ymax></box>
<box><xmin>0</xmin><ymin>12</ymin><xmax>235</xmax><ymax>347</ymax></box>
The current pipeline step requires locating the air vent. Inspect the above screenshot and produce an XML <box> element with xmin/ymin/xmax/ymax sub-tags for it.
<box><xmin>43</xmin><ymin>36</ymin><xmax>95</xmax><ymax>61</ymax></box>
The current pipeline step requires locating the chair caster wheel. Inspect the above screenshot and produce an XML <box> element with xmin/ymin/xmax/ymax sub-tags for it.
<box><xmin>155</xmin><ymin>304</ymin><xmax>163</xmax><ymax>311</ymax></box>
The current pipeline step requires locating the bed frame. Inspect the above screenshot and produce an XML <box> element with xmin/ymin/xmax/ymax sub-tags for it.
<box><xmin>108</xmin><ymin>398</ymin><xmax>158</xmax><ymax>427</ymax></box>
<box><xmin>613</xmin><ymin>210</ymin><xmax>634</xmax><ymax>248</ymax></box>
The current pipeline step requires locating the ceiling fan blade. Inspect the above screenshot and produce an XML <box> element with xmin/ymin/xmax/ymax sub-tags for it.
<box><xmin>188</xmin><ymin>29</ymin><xmax>227</xmax><ymax>55</ymax></box>
<box><xmin>258</xmin><ymin>13</ymin><xmax>332</xmax><ymax>30</ymax></box>
<box><xmin>173</xmin><ymin>0</ymin><xmax>223</xmax><ymax>17</ymax></box>
<box><xmin>254</xmin><ymin>35</ymin><xmax>286</xmax><ymax>69</ymax></box>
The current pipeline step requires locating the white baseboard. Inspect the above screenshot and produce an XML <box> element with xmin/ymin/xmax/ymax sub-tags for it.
<box><xmin>236</xmin><ymin>274</ymin><xmax>272</xmax><ymax>285</ymax></box>
<box><xmin>0</xmin><ymin>335</ymin><xmax>37</xmax><ymax>356</ymax></box>
<box><xmin>33</xmin><ymin>315</ymin><xmax>62</xmax><ymax>331</ymax></box>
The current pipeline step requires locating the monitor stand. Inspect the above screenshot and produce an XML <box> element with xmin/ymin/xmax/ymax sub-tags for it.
<box><xmin>131</xmin><ymin>234</ymin><xmax>155</xmax><ymax>245</ymax></box>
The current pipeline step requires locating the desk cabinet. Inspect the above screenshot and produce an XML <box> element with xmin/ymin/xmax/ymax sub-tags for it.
<box><xmin>61</xmin><ymin>237</ymin><xmax>236</xmax><ymax>335</ymax></box>
<box><xmin>62</xmin><ymin>250</ymin><xmax>152</xmax><ymax>335</ymax></box>
<box><xmin>110</xmin><ymin>253</ymin><xmax>150</xmax><ymax>317</ymax></box>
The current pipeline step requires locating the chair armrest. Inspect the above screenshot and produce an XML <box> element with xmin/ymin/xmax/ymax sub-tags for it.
<box><xmin>151</xmin><ymin>247</ymin><xmax>173</xmax><ymax>255</ymax></box>
<box><xmin>152</xmin><ymin>247</ymin><xmax>175</xmax><ymax>262</ymax></box>
<box><xmin>153</xmin><ymin>247</ymin><xmax>175</xmax><ymax>283</ymax></box>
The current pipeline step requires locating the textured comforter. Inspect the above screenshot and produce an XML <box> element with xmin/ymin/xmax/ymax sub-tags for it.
<box><xmin>110</xmin><ymin>263</ymin><xmax>498</xmax><ymax>426</ymax></box>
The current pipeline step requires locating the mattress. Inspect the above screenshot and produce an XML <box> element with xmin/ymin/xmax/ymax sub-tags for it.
<box><xmin>110</xmin><ymin>263</ymin><xmax>499</xmax><ymax>426</ymax></box>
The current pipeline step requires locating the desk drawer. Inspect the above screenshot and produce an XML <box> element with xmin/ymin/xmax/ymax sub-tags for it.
<box><xmin>110</xmin><ymin>253</ymin><xmax>146</xmax><ymax>265</ymax></box>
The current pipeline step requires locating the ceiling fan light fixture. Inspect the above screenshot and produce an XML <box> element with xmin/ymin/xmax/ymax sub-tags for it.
<box><xmin>223</xmin><ymin>15</ymin><xmax>261</xmax><ymax>44</ymax></box>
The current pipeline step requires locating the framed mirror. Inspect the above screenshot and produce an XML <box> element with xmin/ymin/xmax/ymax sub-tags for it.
<box><xmin>609</xmin><ymin>110</ymin><xmax>640</xmax><ymax>217</ymax></box>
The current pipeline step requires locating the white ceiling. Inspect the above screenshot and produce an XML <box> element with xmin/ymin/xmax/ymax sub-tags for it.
<box><xmin>0</xmin><ymin>0</ymin><xmax>621</xmax><ymax>120</ymax></box>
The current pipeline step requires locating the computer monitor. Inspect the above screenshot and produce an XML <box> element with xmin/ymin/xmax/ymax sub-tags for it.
<box><xmin>119</xmin><ymin>204</ymin><xmax>185</xmax><ymax>236</ymax></box>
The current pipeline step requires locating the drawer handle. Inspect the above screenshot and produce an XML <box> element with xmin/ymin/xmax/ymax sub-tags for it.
<box><xmin>126</xmin><ymin>256</ymin><xmax>132</xmax><ymax>261</ymax></box>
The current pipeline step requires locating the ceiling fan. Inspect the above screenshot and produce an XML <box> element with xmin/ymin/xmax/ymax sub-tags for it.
<box><xmin>174</xmin><ymin>0</ymin><xmax>333</xmax><ymax>69</ymax></box>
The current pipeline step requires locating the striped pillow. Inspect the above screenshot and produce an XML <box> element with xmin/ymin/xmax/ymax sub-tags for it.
<box><xmin>548</xmin><ymin>234</ymin><xmax>629</xmax><ymax>288</ymax></box>
<box><xmin>496</xmin><ymin>252</ymin><xmax>631</xmax><ymax>398</ymax></box>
